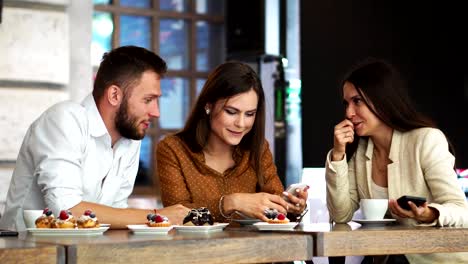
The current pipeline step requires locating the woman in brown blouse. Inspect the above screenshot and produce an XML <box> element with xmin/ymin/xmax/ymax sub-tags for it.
<box><xmin>156</xmin><ymin>61</ymin><xmax>308</xmax><ymax>222</ymax></box>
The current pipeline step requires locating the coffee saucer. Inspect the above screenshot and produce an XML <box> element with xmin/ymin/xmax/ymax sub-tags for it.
<box><xmin>352</xmin><ymin>218</ymin><xmax>397</xmax><ymax>226</ymax></box>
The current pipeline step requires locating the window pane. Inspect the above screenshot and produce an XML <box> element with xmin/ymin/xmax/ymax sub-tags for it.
<box><xmin>120</xmin><ymin>0</ymin><xmax>151</xmax><ymax>8</ymax></box>
<box><xmin>196</xmin><ymin>21</ymin><xmax>224</xmax><ymax>71</ymax></box>
<box><xmin>160</xmin><ymin>19</ymin><xmax>189</xmax><ymax>70</ymax></box>
<box><xmin>196</xmin><ymin>0</ymin><xmax>224</xmax><ymax>15</ymax></box>
<box><xmin>91</xmin><ymin>12</ymin><xmax>113</xmax><ymax>66</ymax></box>
<box><xmin>136</xmin><ymin>135</ymin><xmax>152</xmax><ymax>185</ymax></box>
<box><xmin>160</xmin><ymin>0</ymin><xmax>189</xmax><ymax>12</ymax></box>
<box><xmin>196</xmin><ymin>78</ymin><xmax>206</xmax><ymax>96</ymax></box>
<box><xmin>93</xmin><ymin>0</ymin><xmax>112</xmax><ymax>5</ymax></box>
<box><xmin>120</xmin><ymin>15</ymin><xmax>151</xmax><ymax>49</ymax></box>
<box><xmin>160</xmin><ymin>78</ymin><xmax>190</xmax><ymax>129</ymax></box>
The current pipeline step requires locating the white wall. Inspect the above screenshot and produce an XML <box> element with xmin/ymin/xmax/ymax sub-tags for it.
<box><xmin>0</xmin><ymin>0</ymin><xmax>92</xmax><ymax>215</ymax></box>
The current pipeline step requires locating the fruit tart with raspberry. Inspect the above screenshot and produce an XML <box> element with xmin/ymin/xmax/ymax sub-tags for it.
<box><xmin>77</xmin><ymin>209</ymin><xmax>100</xmax><ymax>228</ymax></box>
<box><xmin>51</xmin><ymin>210</ymin><xmax>76</xmax><ymax>228</ymax></box>
<box><xmin>146</xmin><ymin>211</ymin><xmax>171</xmax><ymax>227</ymax></box>
<box><xmin>35</xmin><ymin>208</ymin><xmax>55</xmax><ymax>228</ymax></box>
<box><xmin>264</xmin><ymin>208</ymin><xmax>290</xmax><ymax>224</ymax></box>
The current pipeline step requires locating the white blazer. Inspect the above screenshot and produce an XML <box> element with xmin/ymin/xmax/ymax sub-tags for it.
<box><xmin>325</xmin><ymin>127</ymin><xmax>468</xmax><ymax>263</ymax></box>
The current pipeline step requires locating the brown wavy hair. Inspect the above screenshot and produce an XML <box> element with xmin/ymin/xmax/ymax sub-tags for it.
<box><xmin>177</xmin><ymin>61</ymin><xmax>267</xmax><ymax>188</ymax></box>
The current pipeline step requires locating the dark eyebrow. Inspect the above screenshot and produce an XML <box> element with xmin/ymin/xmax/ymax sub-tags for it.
<box><xmin>225</xmin><ymin>105</ymin><xmax>257</xmax><ymax>112</ymax></box>
<box><xmin>145</xmin><ymin>93</ymin><xmax>161</xmax><ymax>98</ymax></box>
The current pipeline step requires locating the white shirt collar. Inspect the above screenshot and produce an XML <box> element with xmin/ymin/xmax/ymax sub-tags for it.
<box><xmin>82</xmin><ymin>94</ymin><xmax>108</xmax><ymax>138</ymax></box>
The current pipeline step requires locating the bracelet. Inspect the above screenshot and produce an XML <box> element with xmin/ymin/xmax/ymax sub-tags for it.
<box><xmin>218</xmin><ymin>195</ymin><xmax>232</xmax><ymax>219</ymax></box>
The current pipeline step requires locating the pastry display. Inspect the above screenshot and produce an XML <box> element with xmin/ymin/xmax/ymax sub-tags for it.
<box><xmin>77</xmin><ymin>209</ymin><xmax>100</xmax><ymax>228</ymax></box>
<box><xmin>183</xmin><ymin>207</ymin><xmax>214</xmax><ymax>226</ymax></box>
<box><xmin>264</xmin><ymin>208</ymin><xmax>290</xmax><ymax>224</ymax></box>
<box><xmin>146</xmin><ymin>212</ymin><xmax>171</xmax><ymax>227</ymax></box>
<box><xmin>35</xmin><ymin>208</ymin><xmax>55</xmax><ymax>228</ymax></box>
<box><xmin>51</xmin><ymin>210</ymin><xmax>76</xmax><ymax>228</ymax></box>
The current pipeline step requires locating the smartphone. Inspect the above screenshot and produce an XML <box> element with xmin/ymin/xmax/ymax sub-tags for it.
<box><xmin>396</xmin><ymin>195</ymin><xmax>427</xmax><ymax>210</ymax></box>
<box><xmin>0</xmin><ymin>229</ymin><xmax>18</xmax><ymax>237</ymax></box>
<box><xmin>283</xmin><ymin>183</ymin><xmax>309</xmax><ymax>202</ymax></box>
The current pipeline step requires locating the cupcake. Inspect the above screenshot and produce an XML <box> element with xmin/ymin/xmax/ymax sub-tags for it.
<box><xmin>183</xmin><ymin>207</ymin><xmax>214</xmax><ymax>226</ymax></box>
<box><xmin>35</xmin><ymin>208</ymin><xmax>55</xmax><ymax>228</ymax></box>
<box><xmin>77</xmin><ymin>209</ymin><xmax>100</xmax><ymax>228</ymax></box>
<box><xmin>264</xmin><ymin>208</ymin><xmax>290</xmax><ymax>224</ymax></box>
<box><xmin>51</xmin><ymin>210</ymin><xmax>76</xmax><ymax>228</ymax></box>
<box><xmin>146</xmin><ymin>212</ymin><xmax>171</xmax><ymax>227</ymax></box>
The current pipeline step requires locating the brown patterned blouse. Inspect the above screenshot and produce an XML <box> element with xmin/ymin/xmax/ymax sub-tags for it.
<box><xmin>156</xmin><ymin>135</ymin><xmax>285</xmax><ymax>222</ymax></box>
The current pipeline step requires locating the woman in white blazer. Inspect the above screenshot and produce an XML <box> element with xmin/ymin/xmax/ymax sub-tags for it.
<box><xmin>326</xmin><ymin>58</ymin><xmax>468</xmax><ymax>264</ymax></box>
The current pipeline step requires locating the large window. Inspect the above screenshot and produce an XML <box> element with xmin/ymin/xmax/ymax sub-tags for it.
<box><xmin>92</xmin><ymin>0</ymin><xmax>225</xmax><ymax>195</ymax></box>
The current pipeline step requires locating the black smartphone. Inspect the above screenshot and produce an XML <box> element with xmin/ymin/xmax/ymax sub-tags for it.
<box><xmin>0</xmin><ymin>229</ymin><xmax>18</xmax><ymax>237</ymax></box>
<box><xmin>397</xmin><ymin>195</ymin><xmax>427</xmax><ymax>210</ymax></box>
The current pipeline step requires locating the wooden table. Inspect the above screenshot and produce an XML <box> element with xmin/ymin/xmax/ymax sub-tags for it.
<box><xmin>296</xmin><ymin>222</ymin><xmax>468</xmax><ymax>256</ymax></box>
<box><xmin>0</xmin><ymin>237</ymin><xmax>65</xmax><ymax>264</ymax></box>
<box><xmin>20</xmin><ymin>228</ymin><xmax>313</xmax><ymax>264</ymax></box>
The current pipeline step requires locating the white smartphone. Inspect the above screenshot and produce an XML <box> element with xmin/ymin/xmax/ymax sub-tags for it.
<box><xmin>283</xmin><ymin>183</ymin><xmax>309</xmax><ymax>202</ymax></box>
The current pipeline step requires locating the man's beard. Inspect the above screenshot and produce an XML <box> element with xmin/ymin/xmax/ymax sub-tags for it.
<box><xmin>115</xmin><ymin>99</ymin><xmax>145</xmax><ymax>140</ymax></box>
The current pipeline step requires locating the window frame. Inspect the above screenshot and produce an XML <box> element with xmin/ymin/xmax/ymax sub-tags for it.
<box><xmin>93</xmin><ymin>0</ymin><xmax>225</xmax><ymax>196</ymax></box>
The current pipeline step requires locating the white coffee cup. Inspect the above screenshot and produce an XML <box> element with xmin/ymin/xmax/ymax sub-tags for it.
<box><xmin>23</xmin><ymin>209</ymin><xmax>43</xmax><ymax>228</ymax></box>
<box><xmin>360</xmin><ymin>199</ymin><xmax>388</xmax><ymax>220</ymax></box>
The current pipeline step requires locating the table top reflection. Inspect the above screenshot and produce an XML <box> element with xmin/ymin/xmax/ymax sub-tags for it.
<box><xmin>296</xmin><ymin>222</ymin><xmax>468</xmax><ymax>256</ymax></box>
<box><xmin>19</xmin><ymin>227</ymin><xmax>313</xmax><ymax>264</ymax></box>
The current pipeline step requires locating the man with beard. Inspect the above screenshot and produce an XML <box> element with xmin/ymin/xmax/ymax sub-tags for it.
<box><xmin>0</xmin><ymin>46</ymin><xmax>189</xmax><ymax>231</ymax></box>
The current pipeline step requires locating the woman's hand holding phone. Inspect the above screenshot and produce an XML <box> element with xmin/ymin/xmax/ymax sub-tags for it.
<box><xmin>332</xmin><ymin>119</ymin><xmax>355</xmax><ymax>161</ymax></box>
<box><xmin>282</xmin><ymin>183</ymin><xmax>309</xmax><ymax>215</ymax></box>
<box><xmin>389</xmin><ymin>196</ymin><xmax>439</xmax><ymax>223</ymax></box>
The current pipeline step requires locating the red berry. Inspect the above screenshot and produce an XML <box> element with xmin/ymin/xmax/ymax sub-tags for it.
<box><xmin>43</xmin><ymin>208</ymin><xmax>49</xmax><ymax>214</ymax></box>
<box><xmin>84</xmin><ymin>209</ymin><xmax>92</xmax><ymax>216</ymax></box>
<box><xmin>277</xmin><ymin>213</ymin><xmax>286</xmax><ymax>220</ymax></box>
<box><xmin>59</xmin><ymin>210</ymin><xmax>69</xmax><ymax>220</ymax></box>
<box><xmin>154</xmin><ymin>215</ymin><xmax>164</xmax><ymax>223</ymax></box>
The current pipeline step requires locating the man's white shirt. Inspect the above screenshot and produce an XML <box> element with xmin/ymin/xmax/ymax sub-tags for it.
<box><xmin>0</xmin><ymin>94</ymin><xmax>141</xmax><ymax>231</ymax></box>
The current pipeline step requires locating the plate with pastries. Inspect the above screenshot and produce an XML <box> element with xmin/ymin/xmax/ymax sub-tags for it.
<box><xmin>127</xmin><ymin>211</ymin><xmax>173</xmax><ymax>235</ymax></box>
<box><xmin>253</xmin><ymin>208</ymin><xmax>299</xmax><ymax>231</ymax></box>
<box><xmin>27</xmin><ymin>208</ymin><xmax>109</xmax><ymax>236</ymax></box>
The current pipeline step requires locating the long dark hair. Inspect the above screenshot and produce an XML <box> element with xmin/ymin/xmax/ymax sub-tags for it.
<box><xmin>177</xmin><ymin>61</ymin><xmax>267</xmax><ymax>187</ymax></box>
<box><xmin>342</xmin><ymin>58</ymin><xmax>438</xmax><ymax>159</ymax></box>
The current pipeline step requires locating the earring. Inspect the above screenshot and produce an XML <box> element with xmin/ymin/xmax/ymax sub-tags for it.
<box><xmin>205</xmin><ymin>108</ymin><xmax>210</xmax><ymax>115</ymax></box>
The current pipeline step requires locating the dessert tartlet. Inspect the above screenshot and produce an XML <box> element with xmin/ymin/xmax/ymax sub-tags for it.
<box><xmin>35</xmin><ymin>208</ymin><xmax>55</xmax><ymax>228</ymax></box>
<box><xmin>146</xmin><ymin>212</ymin><xmax>171</xmax><ymax>227</ymax></box>
<box><xmin>183</xmin><ymin>207</ymin><xmax>214</xmax><ymax>226</ymax></box>
<box><xmin>77</xmin><ymin>209</ymin><xmax>100</xmax><ymax>228</ymax></box>
<box><xmin>51</xmin><ymin>210</ymin><xmax>76</xmax><ymax>228</ymax></box>
<box><xmin>264</xmin><ymin>208</ymin><xmax>290</xmax><ymax>224</ymax></box>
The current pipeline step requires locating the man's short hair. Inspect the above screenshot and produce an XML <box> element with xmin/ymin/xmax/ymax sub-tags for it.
<box><xmin>92</xmin><ymin>45</ymin><xmax>167</xmax><ymax>100</ymax></box>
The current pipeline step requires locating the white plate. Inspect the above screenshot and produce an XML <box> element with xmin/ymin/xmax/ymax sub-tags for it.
<box><xmin>27</xmin><ymin>226</ymin><xmax>109</xmax><ymax>236</ymax></box>
<box><xmin>173</xmin><ymin>223</ymin><xmax>229</xmax><ymax>233</ymax></box>
<box><xmin>100</xmin><ymin>223</ymin><xmax>111</xmax><ymax>227</ymax></box>
<box><xmin>127</xmin><ymin>224</ymin><xmax>173</xmax><ymax>235</ymax></box>
<box><xmin>353</xmin><ymin>219</ymin><xmax>397</xmax><ymax>225</ymax></box>
<box><xmin>253</xmin><ymin>222</ymin><xmax>299</xmax><ymax>231</ymax></box>
<box><xmin>232</xmin><ymin>219</ymin><xmax>261</xmax><ymax>225</ymax></box>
